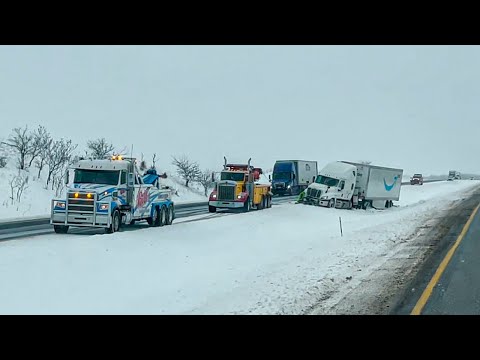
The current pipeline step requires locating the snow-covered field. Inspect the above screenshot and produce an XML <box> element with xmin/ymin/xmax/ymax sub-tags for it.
<box><xmin>0</xmin><ymin>180</ymin><xmax>478</xmax><ymax>314</ymax></box>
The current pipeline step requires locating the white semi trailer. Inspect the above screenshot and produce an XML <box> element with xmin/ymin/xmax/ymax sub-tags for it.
<box><xmin>303</xmin><ymin>161</ymin><xmax>403</xmax><ymax>209</ymax></box>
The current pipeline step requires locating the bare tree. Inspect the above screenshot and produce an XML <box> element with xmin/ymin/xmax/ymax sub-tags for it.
<box><xmin>28</xmin><ymin>125</ymin><xmax>51</xmax><ymax>168</ymax></box>
<box><xmin>34</xmin><ymin>131</ymin><xmax>53</xmax><ymax>179</ymax></box>
<box><xmin>172</xmin><ymin>155</ymin><xmax>201</xmax><ymax>188</ymax></box>
<box><xmin>52</xmin><ymin>164</ymin><xmax>70</xmax><ymax>197</ymax></box>
<box><xmin>139</xmin><ymin>153</ymin><xmax>147</xmax><ymax>172</ymax></box>
<box><xmin>197</xmin><ymin>169</ymin><xmax>215</xmax><ymax>197</ymax></box>
<box><xmin>46</xmin><ymin>139</ymin><xmax>77</xmax><ymax>188</ymax></box>
<box><xmin>8</xmin><ymin>172</ymin><xmax>29</xmax><ymax>204</ymax></box>
<box><xmin>2</xmin><ymin>126</ymin><xmax>32</xmax><ymax>170</ymax></box>
<box><xmin>8</xmin><ymin>176</ymin><xmax>16</xmax><ymax>205</ymax></box>
<box><xmin>116</xmin><ymin>145</ymin><xmax>129</xmax><ymax>156</ymax></box>
<box><xmin>15</xmin><ymin>173</ymin><xmax>29</xmax><ymax>202</ymax></box>
<box><xmin>151</xmin><ymin>153</ymin><xmax>157</xmax><ymax>169</ymax></box>
<box><xmin>86</xmin><ymin>138</ymin><xmax>115</xmax><ymax>159</ymax></box>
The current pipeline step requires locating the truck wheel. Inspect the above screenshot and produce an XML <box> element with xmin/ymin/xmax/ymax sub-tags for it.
<box><xmin>149</xmin><ymin>207</ymin><xmax>160</xmax><ymax>227</ymax></box>
<box><xmin>106</xmin><ymin>210</ymin><xmax>121</xmax><ymax>233</ymax></box>
<box><xmin>328</xmin><ymin>198</ymin><xmax>336</xmax><ymax>208</ymax></box>
<box><xmin>54</xmin><ymin>225</ymin><xmax>69</xmax><ymax>234</ymax></box>
<box><xmin>209</xmin><ymin>206</ymin><xmax>217</xmax><ymax>213</ymax></box>
<box><xmin>243</xmin><ymin>198</ymin><xmax>251</xmax><ymax>213</ymax></box>
<box><xmin>158</xmin><ymin>206</ymin><xmax>166</xmax><ymax>227</ymax></box>
<box><xmin>257</xmin><ymin>196</ymin><xmax>264</xmax><ymax>210</ymax></box>
<box><xmin>364</xmin><ymin>201</ymin><xmax>371</xmax><ymax>210</ymax></box>
<box><xmin>267</xmin><ymin>195</ymin><xmax>272</xmax><ymax>208</ymax></box>
<box><xmin>166</xmin><ymin>205</ymin><xmax>174</xmax><ymax>225</ymax></box>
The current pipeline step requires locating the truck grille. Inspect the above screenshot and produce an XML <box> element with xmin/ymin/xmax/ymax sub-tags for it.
<box><xmin>67</xmin><ymin>192</ymin><xmax>95</xmax><ymax>213</ymax></box>
<box><xmin>218</xmin><ymin>185</ymin><xmax>235</xmax><ymax>201</ymax></box>
<box><xmin>274</xmin><ymin>182</ymin><xmax>285</xmax><ymax>189</ymax></box>
<box><xmin>306</xmin><ymin>188</ymin><xmax>321</xmax><ymax>199</ymax></box>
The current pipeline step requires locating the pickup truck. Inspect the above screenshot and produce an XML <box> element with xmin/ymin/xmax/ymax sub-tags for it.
<box><xmin>410</xmin><ymin>174</ymin><xmax>423</xmax><ymax>185</ymax></box>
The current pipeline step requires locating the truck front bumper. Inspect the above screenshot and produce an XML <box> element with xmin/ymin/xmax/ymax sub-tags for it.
<box><xmin>50</xmin><ymin>197</ymin><xmax>112</xmax><ymax>229</ymax></box>
<box><xmin>303</xmin><ymin>196</ymin><xmax>336</xmax><ymax>207</ymax></box>
<box><xmin>209</xmin><ymin>200</ymin><xmax>244</xmax><ymax>208</ymax></box>
<box><xmin>51</xmin><ymin>212</ymin><xmax>110</xmax><ymax>227</ymax></box>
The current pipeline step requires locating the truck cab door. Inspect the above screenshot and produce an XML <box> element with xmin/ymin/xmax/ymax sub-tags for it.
<box><xmin>127</xmin><ymin>172</ymin><xmax>134</xmax><ymax>206</ymax></box>
<box><xmin>338</xmin><ymin>180</ymin><xmax>346</xmax><ymax>198</ymax></box>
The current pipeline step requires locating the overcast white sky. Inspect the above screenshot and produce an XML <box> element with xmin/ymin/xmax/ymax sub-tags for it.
<box><xmin>0</xmin><ymin>45</ymin><xmax>479</xmax><ymax>175</ymax></box>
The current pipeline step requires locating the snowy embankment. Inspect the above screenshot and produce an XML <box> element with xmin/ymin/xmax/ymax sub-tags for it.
<box><xmin>0</xmin><ymin>180</ymin><xmax>478</xmax><ymax>314</ymax></box>
<box><xmin>0</xmin><ymin>162</ymin><xmax>208</xmax><ymax>221</ymax></box>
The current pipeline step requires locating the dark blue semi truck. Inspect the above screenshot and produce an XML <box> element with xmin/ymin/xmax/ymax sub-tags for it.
<box><xmin>270</xmin><ymin>160</ymin><xmax>318</xmax><ymax>196</ymax></box>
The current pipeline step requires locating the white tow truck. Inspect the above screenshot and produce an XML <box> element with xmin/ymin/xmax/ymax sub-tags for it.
<box><xmin>50</xmin><ymin>156</ymin><xmax>175</xmax><ymax>234</ymax></box>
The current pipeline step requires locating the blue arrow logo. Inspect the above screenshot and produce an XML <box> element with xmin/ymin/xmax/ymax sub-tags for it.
<box><xmin>384</xmin><ymin>176</ymin><xmax>398</xmax><ymax>191</ymax></box>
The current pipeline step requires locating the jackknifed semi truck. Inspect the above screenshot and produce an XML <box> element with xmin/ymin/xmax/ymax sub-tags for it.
<box><xmin>302</xmin><ymin>161</ymin><xmax>403</xmax><ymax>210</ymax></box>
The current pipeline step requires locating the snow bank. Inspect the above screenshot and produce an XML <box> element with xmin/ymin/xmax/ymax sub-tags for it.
<box><xmin>0</xmin><ymin>180</ymin><xmax>478</xmax><ymax>314</ymax></box>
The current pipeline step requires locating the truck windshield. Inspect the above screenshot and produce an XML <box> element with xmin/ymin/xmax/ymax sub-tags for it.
<box><xmin>221</xmin><ymin>172</ymin><xmax>245</xmax><ymax>181</ymax></box>
<box><xmin>74</xmin><ymin>170</ymin><xmax>120</xmax><ymax>185</ymax></box>
<box><xmin>273</xmin><ymin>172</ymin><xmax>291</xmax><ymax>180</ymax></box>
<box><xmin>315</xmin><ymin>175</ymin><xmax>339</xmax><ymax>187</ymax></box>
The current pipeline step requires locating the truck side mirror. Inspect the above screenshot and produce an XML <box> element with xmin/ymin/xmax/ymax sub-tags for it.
<box><xmin>64</xmin><ymin>169</ymin><xmax>69</xmax><ymax>185</ymax></box>
<box><xmin>211</xmin><ymin>172</ymin><xmax>215</xmax><ymax>183</ymax></box>
<box><xmin>128</xmin><ymin>173</ymin><xmax>134</xmax><ymax>187</ymax></box>
<box><xmin>268</xmin><ymin>175</ymin><xmax>271</xmax><ymax>181</ymax></box>
<box><xmin>293</xmin><ymin>173</ymin><xmax>296</xmax><ymax>180</ymax></box>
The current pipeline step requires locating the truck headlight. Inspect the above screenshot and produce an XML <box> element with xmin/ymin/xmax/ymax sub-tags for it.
<box><xmin>287</xmin><ymin>185</ymin><xmax>291</xmax><ymax>189</ymax></box>
<box><xmin>212</xmin><ymin>194</ymin><xmax>217</xmax><ymax>199</ymax></box>
<box><xmin>55</xmin><ymin>201</ymin><xmax>66</xmax><ymax>209</ymax></box>
<box><xmin>99</xmin><ymin>204</ymin><xmax>109</xmax><ymax>211</ymax></box>
<box><xmin>320</xmin><ymin>196</ymin><xmax>328</xmax><ymax>200</ymax></box>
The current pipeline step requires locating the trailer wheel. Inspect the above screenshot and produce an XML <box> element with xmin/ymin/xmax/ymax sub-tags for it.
<box><xmin>106</xmin><ymin>210</ymin><xmax>121</xmax><ymax>233</ymax></box>
<box><xmin>54</xmin><ymin>225</ymin><xmax>69</xmax><ymax>234</ymax></box>
<box><xmin>166</xmin><ymin>205</ymin><xmax>174</xmax><ymax>225</ymax></box>
<box><xmin>328</xmin><ymin>198</ymin><xmax>336</xmax><ymax>208</ymax></box>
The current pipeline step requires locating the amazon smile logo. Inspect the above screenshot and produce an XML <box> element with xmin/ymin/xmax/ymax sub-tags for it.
<box><xmin>384</xmin><ymin>176</ymin><xmax>398</xmax><ymax>191</ymax></box>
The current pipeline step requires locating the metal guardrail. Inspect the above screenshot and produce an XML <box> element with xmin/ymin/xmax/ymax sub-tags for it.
<box><xmin>0</xmin><ymin>200</ymin><xmax>210</xmax><ymax>231</ymax></box>
<box><xmin>400</xmin><ymin>179</ymin><xmax>445</xmax><ymax>185</ymax></box>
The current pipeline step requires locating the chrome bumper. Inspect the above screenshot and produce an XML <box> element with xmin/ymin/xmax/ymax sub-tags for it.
<box><xmin>209</xmin><ymin>200</ymin><xmax>244</xmax><ymax>208</ymax></box>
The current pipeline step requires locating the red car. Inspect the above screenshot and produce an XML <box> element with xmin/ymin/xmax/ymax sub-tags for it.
<box><xmin>410</xmin><ymin>174</ymin><xmax>423</xmax><ymax>185</ymax></box>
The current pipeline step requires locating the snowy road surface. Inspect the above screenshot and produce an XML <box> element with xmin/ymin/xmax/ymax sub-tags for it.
<box><xmin>0</xmin><ymin>181</ymin><xmax>479</xmax><ymax>314</ymax></box>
